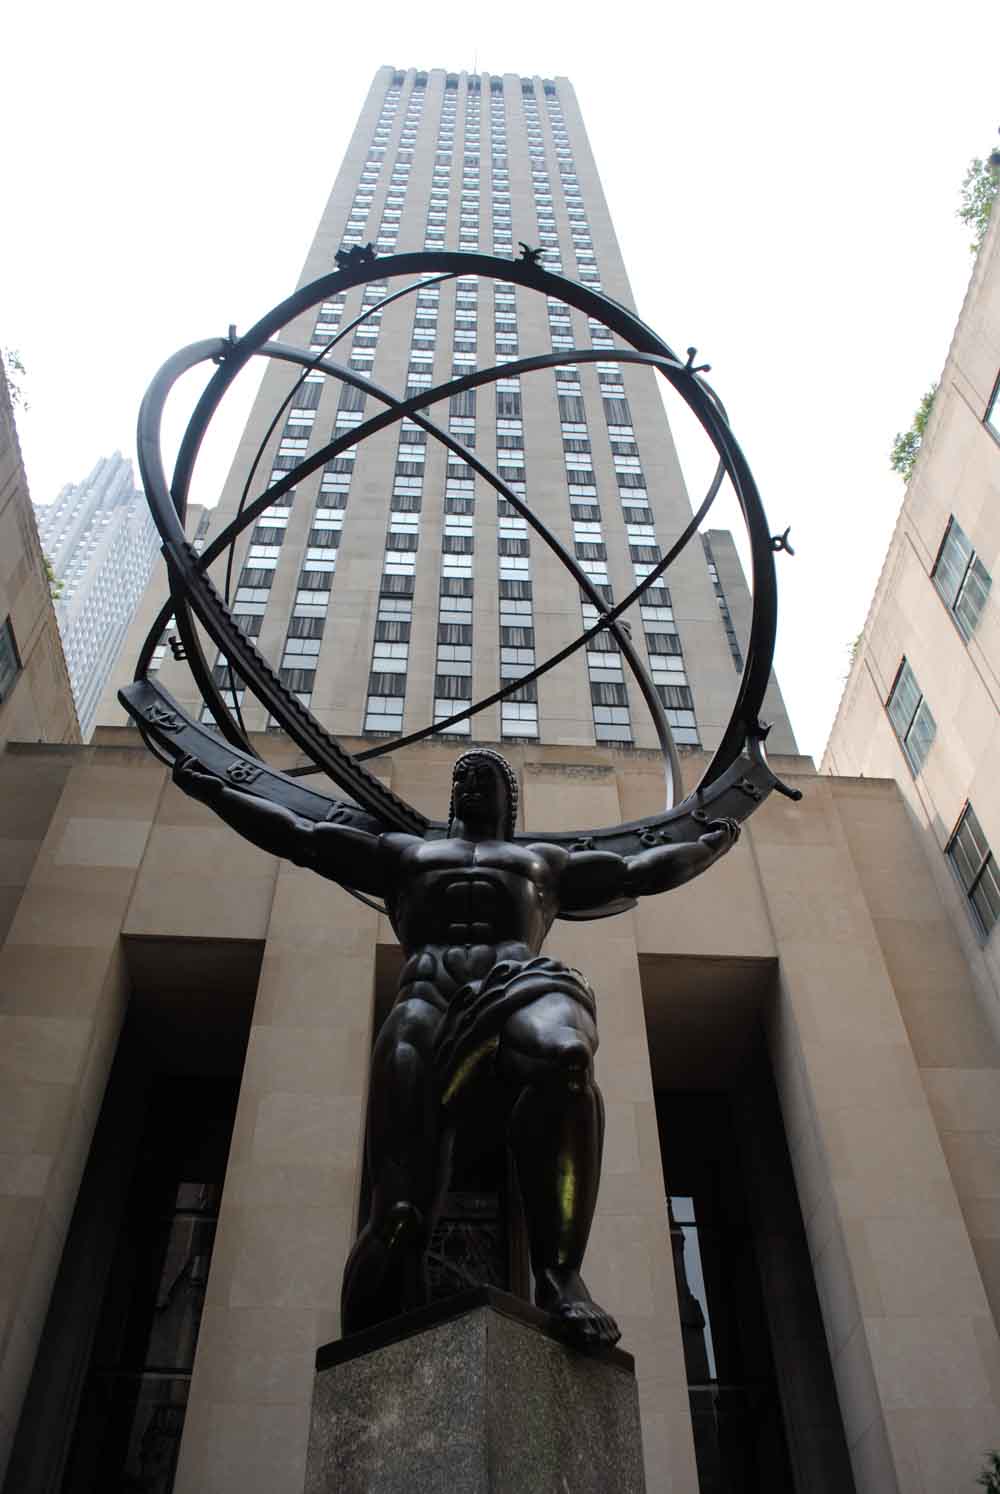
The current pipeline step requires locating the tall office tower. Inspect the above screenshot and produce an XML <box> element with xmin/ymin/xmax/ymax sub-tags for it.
<box><xmin>36</xmin><ymin>452</ymin><xmax>159</xmax><ymax>739</ymax></box>
<box><xmin>119</xmin><ymin>65</ymin><xmax>795</xmax><ymax>758</ymax></box>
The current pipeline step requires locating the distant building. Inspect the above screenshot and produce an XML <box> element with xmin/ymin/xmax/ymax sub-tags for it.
<box><xmin>35</xmin><ymin>453</ymin><xmax>159</xmax><ymax>739</ymax></box>
<box><xmin>823</xmin><ymin>201</ymin><xmax>1000</xmax><ymax>1018</ymax></box>
<box><xmin>0</xmin><ymin>357</ymin><xmax>79</xmax><ymax>765</ymax></box>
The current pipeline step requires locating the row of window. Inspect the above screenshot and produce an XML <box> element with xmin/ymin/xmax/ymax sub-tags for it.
<box><xmin>491</xmin><ymin>452</ymin><xmax>540</xmax><ymax>743</ymax></box>
<box><xmin>348</xmin><ymin>83</ymin><xmax>425</xmax><ymax>727</ymax></box>
<box><xmin>391</xmin><ymin>72</ymin><xmax>559</xmax><ymax>100</ymax></box>
<box><xmin>524</xmin><ymin>93</ymin><xmax>625</xmax><ymax>745</ymax></box>
<box><xmin>953</xmin><ymin>379</ymin><xmax>1000</xmax><ymax>927</ymax></box>
<box><xmin>342</xmin><ymin>84</ymin><xmax>423</xmax><ymax>256</ymax></box>
<box><xmin>883</xmin><ymin>510</ymin><xmax>995</xmax><ymax>937</ymax></box>
<box><xmin>885</xmin><ymin>514</ymin><xmax>993</xmax><ymax>773</ymax></box>
<box><xmin>701</xmin><ymin>535</ymin><xmax>744</xmax><ymax>673</ymax></box>
<box><xmin>528</xmin><ymin>90</ymin><xmax>701</xmax><ymax>750</ymax></box>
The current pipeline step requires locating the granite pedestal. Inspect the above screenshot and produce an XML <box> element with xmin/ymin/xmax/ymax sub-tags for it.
<box><xmin>306</xmin><ymin>1287</ymin><xmax>646</xmax><ymax>1493</ymax></box>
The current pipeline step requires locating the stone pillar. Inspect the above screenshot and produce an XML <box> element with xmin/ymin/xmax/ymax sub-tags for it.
<box><xmin>750</xmin><ymin>775</ymin><xmax>1000</xmax><ymax>1493</ymax></box>
<box><xmin>0</xmin><ymin>747</ymin><xmax>164</xmax><ymax>1482</ymax></box>
<box><xmin>171</xmin><ymin>857</ymin><xmax>380</xmax><ymax>1494</ymax></box>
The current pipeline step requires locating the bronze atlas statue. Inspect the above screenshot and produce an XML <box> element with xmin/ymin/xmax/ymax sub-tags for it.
<box><xmin>120</xmin><ymin>247</ymin><xmax>799</xmax><ymax>1351</ymax></box>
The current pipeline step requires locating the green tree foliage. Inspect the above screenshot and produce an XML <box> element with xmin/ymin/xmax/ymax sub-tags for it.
<box><xmin>959</xmin><ymin>149</ymin><xmax>999</xmax><ymax>254</ymax></box>
<box><xmin>890</xmin><ymin>385</ymin><xmax>936</xmax><ymax>483</ymax></box>
<box><xmin>43</xmin><ymin>555</ymin><xmax>63</xmax><ymax>600</ymax></box>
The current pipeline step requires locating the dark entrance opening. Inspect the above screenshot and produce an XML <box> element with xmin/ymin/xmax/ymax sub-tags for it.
<box><xmin>60</xmin><ymin>1076</ymin><xmax>236</xmax><ymax>1494</ymax></box>
<box><xmin>5</xmin><ymin>935</ymin><xmax>262</xmax><ymax>1494</ymax></box>
<box><xmin>660</xmin><ymin>1086</ymin><xmax>796</xmax><ymax>1493</ymax></box>
<box><xmin>643</xmin><ymin>954</ymin><xmax>855</xmax><ymax>1494</ymax></box>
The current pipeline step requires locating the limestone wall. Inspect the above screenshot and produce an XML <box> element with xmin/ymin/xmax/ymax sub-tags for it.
<box><xmin>1</xmin><ymin>738</ymin><xmax>999</xmax><ymax>1492</ymax></box>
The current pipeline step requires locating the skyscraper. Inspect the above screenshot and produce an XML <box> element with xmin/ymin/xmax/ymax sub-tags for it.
<box><xmin>108</xmin><ymin>65</ymin><xmax>795</xmax><ymax>760</ymax></box>
<box><xmin>35</xmin><ymin>453</ymin><xmax>158</xmax><ymax>739</ymax></box>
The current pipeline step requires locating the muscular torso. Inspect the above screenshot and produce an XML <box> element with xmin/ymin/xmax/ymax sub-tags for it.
<box><xmin>387</xmin><ymin>836</ymin><xmax>563</xmax><ymax>987</ymax></box>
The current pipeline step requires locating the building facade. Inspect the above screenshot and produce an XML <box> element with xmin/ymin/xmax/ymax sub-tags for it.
<box><xmin>36</xmin><ymin>453</ymin><xmax>159</xmax><ymax>740</ymax></box>
<box><xmin>0</xmin><ymin>357</ymin><xmax>79</xmax><ymax>760</ymax></box>
<box><xmin>3</xmin><ymin>68</ymin><xmax>1000</xmax><ymax>1494</ymax></box>
<box><xmin>823</xmin><ymin>202</ymin><xmax>1000</xmax><ymax>1023</ymax></box>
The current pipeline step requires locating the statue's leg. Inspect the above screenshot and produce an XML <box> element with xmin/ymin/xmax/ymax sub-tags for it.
<box><xmin>498</xmin><ymin>993</ymin><xmax>620</xmax><ymax>1347</ymax></box>
<box><xmin>340</xmin><ymin>996</ymin><xmax>447</xmax><ymax>1335</ymax></box>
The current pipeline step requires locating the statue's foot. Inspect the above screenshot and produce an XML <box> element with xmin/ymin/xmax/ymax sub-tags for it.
<box><xmin>341</xmin><ymin>1201</ymin><xmax>426</xmax><ymax>1335</ymax></box>
<box><xmin>534</xmin><ymin>1266</ymin><xmax>621</xmax><ymax>1348</ymax></box>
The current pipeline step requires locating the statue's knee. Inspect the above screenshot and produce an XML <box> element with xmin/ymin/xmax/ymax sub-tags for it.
<box><xmin>548</xmin><ymin>1033</ymin><xmax>593</xmax><ymax>1081</ymax></box>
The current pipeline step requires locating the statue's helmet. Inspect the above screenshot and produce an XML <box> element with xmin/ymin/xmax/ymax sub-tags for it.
<box><xmin>448</xmin><ymin>749</ymin><xmax>519</xmax><ymax>839</ymax></box>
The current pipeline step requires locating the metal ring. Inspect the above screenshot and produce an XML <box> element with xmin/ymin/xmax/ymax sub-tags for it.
<box><xmin>130</xmin><ymin>250</ymin><xmax>784</xmax><ymax>846</ymax></box>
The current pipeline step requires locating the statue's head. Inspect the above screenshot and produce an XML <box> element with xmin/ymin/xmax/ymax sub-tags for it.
<box><xmin>448</xmin><ymin>749</ymin><xmax>519</xmax><ymax>839</ymax></box>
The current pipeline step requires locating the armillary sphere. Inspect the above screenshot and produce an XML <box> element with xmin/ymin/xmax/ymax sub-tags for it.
<box><xmin>120</xmin><ymin>248</ymin><xmax>801</xmax><ymax>919</ymax></box>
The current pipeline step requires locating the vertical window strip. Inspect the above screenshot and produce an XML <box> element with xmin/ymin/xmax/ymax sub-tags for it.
<box><xmin>947</xmin><ymin>803</ymin><xmax>1000</xmax><ymax>937</ymax></box>
<box><xmin>932</xmin><ymin>516</ymin><xmax>992</xmax><ymax>641</ymax></box>
<box><xmin>886</xmin><ymin>658</ymin><xmax>937</xmax><ymax>774</ymax></box>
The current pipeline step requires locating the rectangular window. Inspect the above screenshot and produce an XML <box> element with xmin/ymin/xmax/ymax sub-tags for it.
<box><xmin>0</xmin><ymin>616</ymin><xmax>21</xmax><ymax>701</ymax></box>
<box><xmin>433</xmin><ymin>700</ymin><xmax>472</xmax><ymax>735</ymax></box>
<box><xmin>932</xmin><ymin>516</ymin><xmax>992</xmax><ymax>640</ymax></box>
<box><xmin>947</xmin><ymin>803</ymin><xmax>1000</xmax><ymax>937</ymax></box>
<box><xmin>372</xmin><ymin>642</ymin><xmax>409</xmax><ymax>673</ymax></box>
<box><xmin>501</xmin><ymin>700</ymin><xmax>539</xmax><ymax>738</ymax></box>
<box><xmin>365</xmin><ymin>696</ymin><xmax>404</xmax><ymax>734</ymax></box>
<box><xmin>886</xmin><ymin>659</ymin><xmax>936</xmax><ymax>774</ymax></box>
<box><xmin>383</xmin><ymin>538</ymin><xmax>419</xmax><ymax>568</ymax></box>
<box><xmin>378</xmin><ymin>596</ymin><xmax>412</xmax><ymax>624</ymax></box>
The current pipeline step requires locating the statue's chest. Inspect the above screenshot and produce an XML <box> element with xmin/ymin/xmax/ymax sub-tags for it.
<box><xmin>398</xmin><ymin>842</ymin><xmax>542</xmax><ymax>949</ymax></box>
<box><xmin>440</xmin><ymin>874</ymin><xmax>506</xmax><ymax>941</ymax></box>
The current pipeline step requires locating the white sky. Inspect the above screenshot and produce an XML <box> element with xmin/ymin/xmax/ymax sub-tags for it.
<box><xmin>3</xmin><ymin>0</ymin><xmax>998</xmax><ymax>761</ymax></box>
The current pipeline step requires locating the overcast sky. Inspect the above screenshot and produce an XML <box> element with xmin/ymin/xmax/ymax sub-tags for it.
<box><xmin>3</xmin><ymin>0</ymin><xmax>998</xmax><ymax>761</ymax></box>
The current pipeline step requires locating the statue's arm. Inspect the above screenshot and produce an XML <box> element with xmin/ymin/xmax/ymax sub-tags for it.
<box><xmin>623</xmin><ymin>819</ymin><xmax>740</xmax><ymax>898</ymax></box>
<box><xmin>555</xmin><ymin>848</ymin><xmax>629</xmax><ymax>911</ymax></box>
<box><xmin>553</xmin><ymin>818</ymin><xmax>740</xmax><ymax>909</ymax></box>
<box><xmin>172</xmin><ymin>756</ymin><xmax>389</xmax><ymax>894</ymax></box>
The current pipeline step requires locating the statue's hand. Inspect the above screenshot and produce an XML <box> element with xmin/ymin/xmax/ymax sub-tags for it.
<box><xmin>698</xmin><ymin>817</ymin><xmax>740</xmax><ymax>856</ymax></box>
<box><xmin>173</xmin><ymin>754</ymin><xmax>223</xmax><ymax>805</ymax></box>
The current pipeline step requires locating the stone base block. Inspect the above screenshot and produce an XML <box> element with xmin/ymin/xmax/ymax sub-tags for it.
<box><xmin>307</xmin><ymin>1287</ymin><xmax>646</xmax><ymax>1493</ymax></box>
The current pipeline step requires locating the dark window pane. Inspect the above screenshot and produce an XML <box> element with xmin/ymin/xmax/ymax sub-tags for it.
<box><xmin>289</xmin><ymin>616</ymin><xmax>326</xmax><ymax>640</ymax></box>
<box><xmin>955</xmin><ymin>555</ymin><xmax>992</xmax><ymax>638</ymax></box>
<box><xmin>435</xmin><ymin>674</ymin><xmax>472</xmax><ymax>699</ymax></box>
<box><xmin>886</xmin><ymin>660</ymin><xmax>920</xmax><ymax>741</ymax></box>
<box><xmin>972</xmin><ymin>859</ymin><xmax>1000</xmax><ymax>934</ymax></box>
<box><xmin>591</xmin><ymin>681</ymin><xmax>629</xmax><ymax>706</ymax></box>
<box><xmin>0</xmin><ymin>616</ymin><xmax>22</xmax><ymax>701</ymax></box>
<box><xmin>367</xmin><ymin>671</ymin><xmax>406</xmax><ymax>696</ymax></box>
<box><xmin>904</xmin><ymin>700</ymin><xmax>936</xmax><ymax>774</ymax></box>
<box><xmin>647</xmin><ymin>631</ymin><xmax>682</xmax><ymax>655</ymax></box>
<box><xmin>935</xmin><ymin>519</ymin><xmax>973</xmax><ymax>609</ymax></box>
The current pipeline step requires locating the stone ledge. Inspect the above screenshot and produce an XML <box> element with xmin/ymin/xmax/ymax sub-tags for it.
<box><xmin>316</xmin><ymin>1285</ymin><xmax>634</xmax><ymax>1375</ymax></box>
